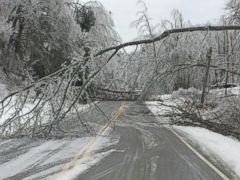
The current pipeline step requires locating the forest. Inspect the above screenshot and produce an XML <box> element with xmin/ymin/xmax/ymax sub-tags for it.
<box><xmin>0</xmin><ymin>0</ymin><xmax>240</xmax><ymax>139</ymax></box>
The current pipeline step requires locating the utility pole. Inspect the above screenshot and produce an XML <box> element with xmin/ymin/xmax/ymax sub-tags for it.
<box><xmin>225</xmin><ymin>55</ymin><xmax>230</xmax><ymax>95</ymax></box>
<box><xmin>201</xmin><ymin>47</ymin><xmax>212</xmax><ymax>104</ymax></box>
<box><xmin>225</xmin><ymin>31</ymin><xmax>229</xmax><ymax>95</ymax></box>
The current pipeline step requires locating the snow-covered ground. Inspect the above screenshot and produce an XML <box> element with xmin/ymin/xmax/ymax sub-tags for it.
<box><xmin>0</xmin><ymin>81</ymin><xmax>94</xmax><ymax>130</ymax></box>
<box><xmin>175</xmin><ymin>126</ymin><xmax>240</xmax><ymax>178</ymax></box>
<box><xmin>0</xmin><ymin>82</ymin><xmax>28</xmax><ymax>125</ymax></box>
<box><xmin>209</xmin><ymin>86</ymin><xmax>240</xmax><ymax>96</ymax></box>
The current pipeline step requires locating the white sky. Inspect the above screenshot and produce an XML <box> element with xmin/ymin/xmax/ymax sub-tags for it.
<box><xmin>98</xmin><ymin>0</ymin><xmax>227</xmax><ymax>42</ymax></box>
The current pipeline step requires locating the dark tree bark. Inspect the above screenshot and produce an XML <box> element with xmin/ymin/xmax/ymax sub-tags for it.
<box><xmin>201</xmin><ymin>47</ymin><xmax>212</xmax><ymax>104</ymax></box>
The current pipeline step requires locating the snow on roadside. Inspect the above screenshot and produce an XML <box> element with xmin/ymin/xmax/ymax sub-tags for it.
<box><xmin>0</xmin><ymin>97</ymin><xmax>93</xmax><ymax>125</ymax></box>
<box><xmin>209</xmin><ymin>86</ymin><xmax>240</xmax><ymax>96</ymax></box>
<box><xmin>0</xmin><ymin>96</ymin><xmax>38</xmax><ymax>125</ymax></box>
<box><xmin>0</xmin><ymin>80</ymin><xmax>94</xmax><ymax>126</ymax></box>
<box><xmin>0</xmin><ymin>82</ymin><xmax>38</xmax><ymax>125</ymax></box>
<box><xmin>146</xmin><ymin>90</ymin><xmax>190</xmax><ymax>118</ymax></box>
<box><xmin>175</xmin><ymin>126</ymin><xmax>240</xmax><ymax>178</ymax></box>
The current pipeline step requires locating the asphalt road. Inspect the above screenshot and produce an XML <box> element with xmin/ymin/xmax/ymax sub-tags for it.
<box><xmin>0</xmin><ymin>101</ymin><xmax>234</xmax><ymax>180</ymax></box>
<box><xmin>76</xmin><ymin>101</ymin><xmax>231</xmax><ymax>180</ymax></box>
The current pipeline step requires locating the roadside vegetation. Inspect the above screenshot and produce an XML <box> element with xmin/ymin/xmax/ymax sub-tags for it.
<box><xmin>1</xmin><ymin>0</ymin><xmax>240</xmax><ymax>139</ymax></box>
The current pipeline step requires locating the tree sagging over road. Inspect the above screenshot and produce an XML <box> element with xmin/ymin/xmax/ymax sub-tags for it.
<box><xmin>1</xmin><ymin>23</ymin><xmax>240</xmax><ymax>138</ymax></box>
<box><xmin>1</xmin><ymin>0</ymin><xmax>240</xmax><ymax>138</ymax></box>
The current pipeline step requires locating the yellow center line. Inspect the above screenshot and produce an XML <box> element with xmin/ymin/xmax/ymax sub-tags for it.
<box><xmin>55</xmin><ymin>102</ymin><xmax>126</xmax><ymax>178</ymax></box>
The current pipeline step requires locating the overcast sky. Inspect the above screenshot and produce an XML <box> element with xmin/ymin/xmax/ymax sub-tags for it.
<box><xmin>97</xmin><ymin>0</ymin><xmax>227</xmax><ymax>42</ymax></box>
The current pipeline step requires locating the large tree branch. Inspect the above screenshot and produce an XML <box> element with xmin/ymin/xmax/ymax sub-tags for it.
<box><xmin>95</xmin><ymin>25</ymin><xmax>240</xmax><ymax>56</ymax></box>
<box><xmin>2</xmin><ymin>25</ymin><xmax>240</xmax><ymax>137</ymax></box>
<box><xmin>2</xmin><ymin>25</ymin><xmax>240</xmax><ymax>105</ymax></box>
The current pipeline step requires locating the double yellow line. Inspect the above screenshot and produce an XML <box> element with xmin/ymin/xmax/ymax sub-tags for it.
<box><xmin>56</xmin><ymin>102</ymin><xmax>126</xmax><ymax>178</ymax></box>
<box><xmin>96</xmin><ymin>102</ymin><xmax>126</xmax><ymax>137</ymax></box>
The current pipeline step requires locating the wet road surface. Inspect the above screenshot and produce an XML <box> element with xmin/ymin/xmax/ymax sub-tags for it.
<box><xmin>76</xmin><ymin>102</ymin><xmax>231</xmax><ymax>180</ymax></box>
<box><xmin>0</xmin><ymin>101</ymin><xmax>233</xmax><ymax>180</ymax></box>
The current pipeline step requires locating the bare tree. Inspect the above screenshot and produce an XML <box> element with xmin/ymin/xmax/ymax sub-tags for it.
<box><xmin>1</xmin><ymin>0</ymin><xmax>240</xmax><ymax>138</ymax></box>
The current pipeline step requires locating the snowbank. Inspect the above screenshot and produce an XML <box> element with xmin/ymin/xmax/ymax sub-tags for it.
<box><xmin>0</xmin><ymin>84</ymin><xmax>94</xmax><ymax>127</ymax></box>
<box><xmin>146</xmin><ymin>88</ymin><xmax>199</xmax><ymax>118</ymax></box>
<box><xmin>175</xmin><ymin>126</ymin><xmax>240</xmax><ymax>178</ymax></box>
<box><xmin>0</xmin><ymin>96</ymin><xmax>38</xmax><ymax>125</ymax></box>
<box><xmin>209</xmin><ymin>86</ymin><xmax>240</xmax><ymax>96</ymax></box>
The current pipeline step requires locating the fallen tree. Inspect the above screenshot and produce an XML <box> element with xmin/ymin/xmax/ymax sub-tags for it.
<box><xmin>158</xmin><ymin>89</ymin><xmax>240</xmax><ymax>139</ymax></box>
<box><xmin>1</xmin><ymin>25</ymin><xmax>240</xmax><ymax>138</ymax></box>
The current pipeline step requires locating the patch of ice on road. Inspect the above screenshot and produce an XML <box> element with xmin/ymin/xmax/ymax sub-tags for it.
<box><xmin>175</xmin><ymin>126</ymin><xmax>240</xmax><ymax>178</ymax></box>
<box><xmin>0</xmin><ymin>136</ymin><xmax>118</xmax><ymax>180</ymax></box>
<box><xmin>54</xmin><ymin>149</ymin><xmax>116</xmax><ymax>180</ymax></box>
<box><xmin>0</xmin><ymin>140</ymin><xmax>68</xmax><ymax>179</ymax></box>
<box><xmin>23</xmin><ymin>164</ymin><xmax>63</xmax><ymax>180</ymax></box>
<box><xmin>44</xmin><ymin>136</ymin><xmax>114</xmax><ymax>165</ymax></box>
